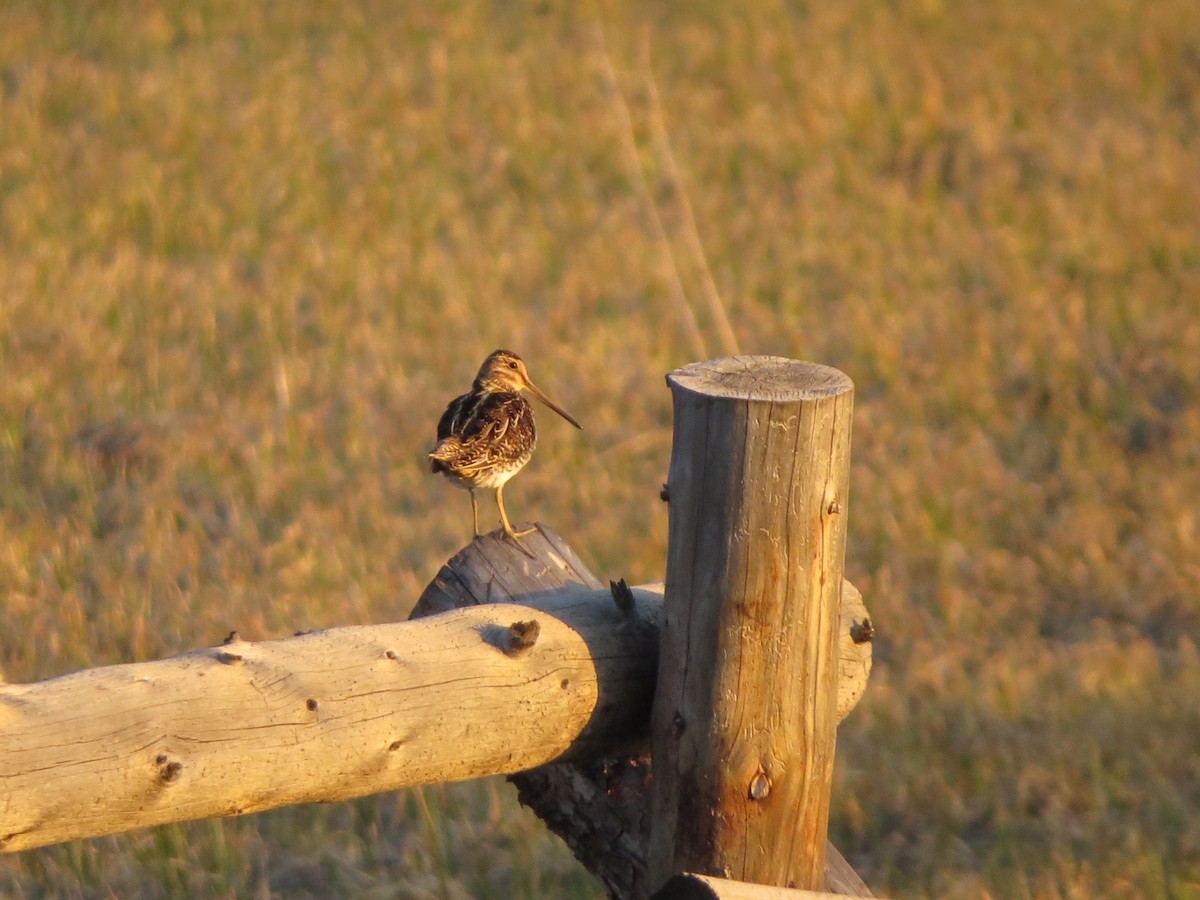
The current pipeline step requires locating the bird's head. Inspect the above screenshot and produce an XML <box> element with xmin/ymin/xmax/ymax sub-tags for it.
<box><xmin>473</xmin><ymin>350</ymin><xmax>582</xmax><ymax>429</ymax></box>
<box><xmin>474</xmin><ymin>350</ymin><xmax>533</xmax><ymax>394</ymax></box>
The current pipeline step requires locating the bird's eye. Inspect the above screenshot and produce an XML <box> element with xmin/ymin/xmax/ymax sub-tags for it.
<box><xmin>508</xmin><ymin>361</ymin><xmax>518</xmax><ymax>369</ymax></box>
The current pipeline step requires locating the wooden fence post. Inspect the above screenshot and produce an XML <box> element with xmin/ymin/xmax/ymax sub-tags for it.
<box><xmin>648</xmin><ymin>357</ymin><xmax>854</xmax><ymax>893</ymax></box>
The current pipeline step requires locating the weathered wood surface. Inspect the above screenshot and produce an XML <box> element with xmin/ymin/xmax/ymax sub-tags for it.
<box><xmin>414</xmin><ymin>525</ymin><xmax>872</xmax><ymax>899</ymax></box>
<box><xmin>0</xmin><ymin>546</ymin><xmax>661</xmax><ymax>853</ymax></box>
<box><xmin>651</xmin><ymin>872</ymin><xmax>879</xmax><ymax>899</ymax></box>
<box><xmin>649</xmin><ymin>357</ymin><xmax>855</xmax><ymax>893</ymax></box>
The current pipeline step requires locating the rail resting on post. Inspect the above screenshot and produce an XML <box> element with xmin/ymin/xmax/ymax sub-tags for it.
<box><xmin>410</xmin><ymin>526</ymin><xmax>873</xmax><ymax>899</ymax></box>
<box><xmin>0</xmin><ymin>524</ymin><xmax>870</xmax><ymax>870</ymax></box>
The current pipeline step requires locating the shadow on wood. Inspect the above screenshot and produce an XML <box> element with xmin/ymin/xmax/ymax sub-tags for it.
<box><xmin>410</xmin><ymin>523</ymin><xmax>873</xmax><ymax>898</ymax></box>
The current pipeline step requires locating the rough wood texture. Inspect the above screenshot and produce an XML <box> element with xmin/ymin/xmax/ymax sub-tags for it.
<box><xmin>649</xmin><ymin>357</ymin><xmax>855</xmax><ymax>893</ymax></box>
<box><xmin>413</xmin><ymin>524</ymin><xmax>608</xmax><ymax>616</ymax></box>
<box><xmin>0</xmin><ymin>561</ymin><xmax>660</xmax><ymax>853</ymax></box>
<box><xmin>413</xmin><ymin>526</ymin><xmax>872</xmax><ymax>899</ymax></box>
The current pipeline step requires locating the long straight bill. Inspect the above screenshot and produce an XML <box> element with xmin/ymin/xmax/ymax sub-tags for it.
<box><xmin>527</xmin><ymin>382</ymin><xmax>582</xmax><ymax>430</ymax></box>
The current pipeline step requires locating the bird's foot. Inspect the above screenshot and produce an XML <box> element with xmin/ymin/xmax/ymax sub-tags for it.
<box><xmin>502</xmin><ymin>525</ymin><xmax>538</xmax><ymax>558</ymax></box>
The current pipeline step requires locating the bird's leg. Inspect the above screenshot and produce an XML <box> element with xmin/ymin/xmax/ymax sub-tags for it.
<box><xmin>496</xmin><ymin>484</ymin><xmax>537</xmax><ymax>555</ymax></box>
<box><xmin>470</xmin><ymin>489</ymin><xmax>481</xmax><ymax>537</ymax></box>
<box><xmin>496</xmin><ymin>483</ymin><xmax>536</xmax><ymax>538</ymax></box>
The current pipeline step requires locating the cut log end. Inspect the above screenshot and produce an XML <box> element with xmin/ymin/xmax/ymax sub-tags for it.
<box><xmin>667</xmin><ymin>356</ymin><xmax>854</xmax><ymax>403</ymax></box>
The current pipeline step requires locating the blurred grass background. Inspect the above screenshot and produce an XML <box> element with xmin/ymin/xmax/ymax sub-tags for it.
<box><xmin>1</xmin><ymin>0</ymin><xmax>1198</xmax><ymax>896</ymax></box>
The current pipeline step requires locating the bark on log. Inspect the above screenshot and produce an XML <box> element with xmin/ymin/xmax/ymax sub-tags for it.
<box><xmin>411</xmin><ymin>525</ymin><xmax>872</xmax><ymax>898</ymax></box>
<box><xmin>0</xmin><ymin>578</ymin><xmax>660</xmax><ymax>852</ymax></box>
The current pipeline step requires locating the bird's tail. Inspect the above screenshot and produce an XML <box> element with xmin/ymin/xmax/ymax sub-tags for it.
<box><xmin>428</xmin><ymin>437</ymin><xmax>461</xmax><ymax>473</ymax></box>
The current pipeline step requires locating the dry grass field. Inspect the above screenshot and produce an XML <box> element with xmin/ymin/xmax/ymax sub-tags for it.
<box><xmin>2</xmin><ymin>0</ymin><xmax>1199</xmax><ymax>896</ymax></box>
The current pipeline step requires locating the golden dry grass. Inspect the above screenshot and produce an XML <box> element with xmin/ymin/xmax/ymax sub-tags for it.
<box><xmin>1</xmin><ymin>0</ymin><xmax>1199</xmax><ymax>896</ymax></box>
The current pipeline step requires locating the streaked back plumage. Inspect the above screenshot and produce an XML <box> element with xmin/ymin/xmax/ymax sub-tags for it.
<box><xmin>429</xmin><ymin>389</ymin><xmax>536</xmax><ymax>489</ymax></box>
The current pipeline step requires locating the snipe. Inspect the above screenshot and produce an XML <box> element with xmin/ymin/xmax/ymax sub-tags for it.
<box><xmin>429</xmin><ymin>350</ymin><xmax>581</xmax><ymax>549</ymax></box>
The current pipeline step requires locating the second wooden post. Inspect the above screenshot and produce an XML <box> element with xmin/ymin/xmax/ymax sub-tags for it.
<box><xmin>647</xmin><ymin>357</ymin><xmax>855</xmax><ymax>894</ymax></box>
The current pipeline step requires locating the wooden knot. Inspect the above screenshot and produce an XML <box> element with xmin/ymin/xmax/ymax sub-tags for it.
<box><xmin>504</xmin><ymin>620</ymin><xmax>540</xmax><ymax>655</ymax></box>
<box><xmin>610</xmin><ymin>578</ymin><xmax>636</xmax><ymax>616</ymax></box>
<box><xmin>749</xmin><ymin>771</ymin><xmax>771</xmax><ymax>801</ymax></box>
<box><xmin>154</xmin><ymin>754</ymin><xmax>183</xmax><ymax>784</ymax></box>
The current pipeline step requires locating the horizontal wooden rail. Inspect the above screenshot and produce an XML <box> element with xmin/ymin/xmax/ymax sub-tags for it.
<box><xmin>0</xmin><ymin>588</ymin><xmax>659</xmax><ymax>852</ymax></box>
<box><xmin>0</xmin><ymin>533</ymin><xmax>870</xmax><ymax>855</ymax></box>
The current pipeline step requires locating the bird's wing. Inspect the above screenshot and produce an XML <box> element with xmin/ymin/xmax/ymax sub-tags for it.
<box><xmin>443</xmin><ymin>395</ymin><xmax>534</xmax><ymax>474</ymax></box>
<box><xmin>436</xmin><ymin>392</ymin><xmax>473</xmax><ymax>442</ymax></box>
